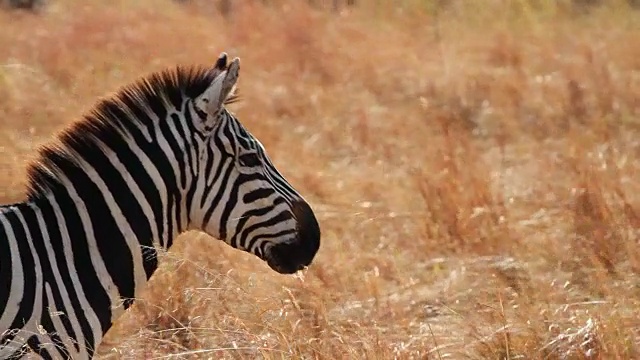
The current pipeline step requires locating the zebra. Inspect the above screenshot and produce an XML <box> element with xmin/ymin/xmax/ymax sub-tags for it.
<box><xmin>0</xmin><ymin>52</ymin><xmax>321</xmax><ymax>359</ymax></box>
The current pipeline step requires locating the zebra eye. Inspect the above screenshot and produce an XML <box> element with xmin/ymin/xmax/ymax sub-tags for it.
<box><xmin>238</xmin><ymin>152</ymin><xmax>261</xmax><ymax>167</ymax></box>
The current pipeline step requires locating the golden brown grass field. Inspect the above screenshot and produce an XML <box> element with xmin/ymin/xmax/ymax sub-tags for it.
<box><xmin>2</xmin><ymin>0</ymin><xmax>640</xmax><ymax>358</ymax></box>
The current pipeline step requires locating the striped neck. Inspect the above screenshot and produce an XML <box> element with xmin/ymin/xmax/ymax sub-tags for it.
<box><xmin>7</xmin><ymin>136</ymin><xmax>194</xmax><ymax>358</ymax></box>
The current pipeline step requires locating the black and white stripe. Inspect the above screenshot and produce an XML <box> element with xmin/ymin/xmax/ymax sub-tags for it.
<box><xmin>0</xmin><ymin>53</ymin><xmax>320</xmax><ymax>359</ymax></box>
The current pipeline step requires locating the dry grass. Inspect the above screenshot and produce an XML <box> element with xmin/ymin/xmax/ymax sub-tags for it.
<box><xmin>2</xmin><ymin>0</ymin><xmax>640</xmax><ymax>359</ymax></box>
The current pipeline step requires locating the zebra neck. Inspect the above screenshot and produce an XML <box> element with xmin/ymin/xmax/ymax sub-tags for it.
<box><xmin>28</xmin><ymin>181</ymin><xmax>187</xmax><ymax>326</ymax></box>
<box><xmin>0</xmin><ymin>193</ymin><xmax>184</xmax><ymax>359</ymax></box>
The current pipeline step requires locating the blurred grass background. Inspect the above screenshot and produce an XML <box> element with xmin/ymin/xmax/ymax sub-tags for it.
<box><xmin>1</xmin><ymin>0</ymin><xmax>640</xmax><ymax>358</ymax></box>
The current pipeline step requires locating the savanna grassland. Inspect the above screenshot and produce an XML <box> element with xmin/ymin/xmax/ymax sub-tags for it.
<box><xmin>1</xmin><ymin>1</ymin><xmax>640</xmax><ymax>358</ymax></box>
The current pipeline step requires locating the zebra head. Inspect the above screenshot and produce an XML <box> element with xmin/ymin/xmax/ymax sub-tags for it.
<box><xmin>189</xmin><ymin>53</ymin><xmax>320</xmax><ymax>274</ymax></box>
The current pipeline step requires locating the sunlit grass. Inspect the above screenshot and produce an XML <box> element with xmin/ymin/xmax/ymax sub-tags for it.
<box><xmin>1</xmin><ymin>1</ymin><xmax>639</xmax><ymax>358</ymax></box>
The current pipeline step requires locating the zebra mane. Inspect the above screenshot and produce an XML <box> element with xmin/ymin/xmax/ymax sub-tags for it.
<box><xmin>24</xmin><ymin>65</ymin><xmax>239</xmax><ymax>200</ymax></box>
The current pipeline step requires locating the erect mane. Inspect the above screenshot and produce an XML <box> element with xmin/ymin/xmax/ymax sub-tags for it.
<box><xmin>24</xmin><ymin>64</ymin><xmax>239</xmax><ymax>201</ymax></box>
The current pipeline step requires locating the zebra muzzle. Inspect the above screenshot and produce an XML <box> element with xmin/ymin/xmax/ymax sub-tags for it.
<box><xmin>266</xmin><ymin>200</ymin><xmax>320</xmax><ymax>274</ymax></box>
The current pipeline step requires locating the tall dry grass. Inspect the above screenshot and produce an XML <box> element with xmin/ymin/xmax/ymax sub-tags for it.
<box><xmin>1</xmin><ymin>1</ymin><xmax>640</xmax><ymax>358</ymax></box>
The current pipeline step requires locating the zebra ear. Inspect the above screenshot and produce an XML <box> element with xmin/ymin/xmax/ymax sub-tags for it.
<box><xmin>195</xmin><ymin>56</ymin><xmax>240</xmax><ymax>116</ymax></box>
<box><xmin>214</xmin><ymin>52</ymin><xmax>228</xmax><ymax>71</ymax></box>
